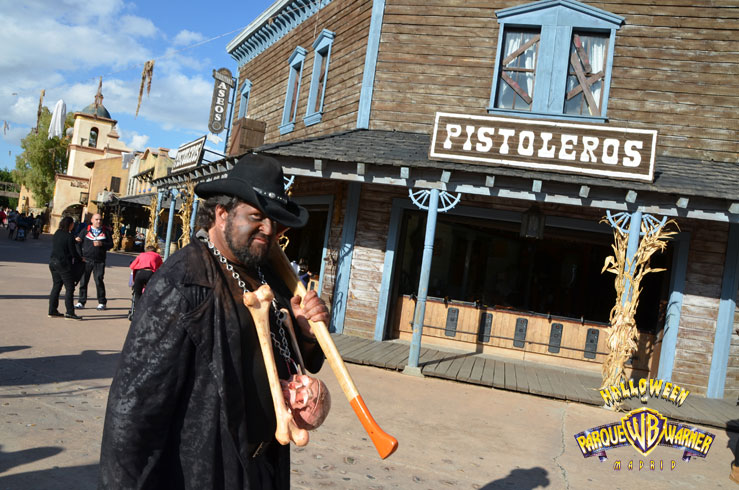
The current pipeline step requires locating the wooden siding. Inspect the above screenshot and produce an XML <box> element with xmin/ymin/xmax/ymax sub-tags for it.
<box><xmin>370</xmin><ymin>0</ymin><xmax>739</xmax><ymax>163</ymax></box>
<box><xmin>233</xmin><ymin>0</ymin><xmax>372</xmax><ymax>144</ymax></box>
<box><xmin>671</xmin><ymin>220</ymin><xmax>729</xmax><ymax>396</ymax></box>
<box><xmin>344</xmin><ymin>184</ymin><xmax>407</xmax><ymax>337</ymax></box>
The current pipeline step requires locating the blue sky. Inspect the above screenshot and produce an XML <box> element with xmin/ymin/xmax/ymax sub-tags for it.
<box><xmin>0</xmin><ymin>0</ymin><xmax>276</xmax><ymax>171</ymax></box>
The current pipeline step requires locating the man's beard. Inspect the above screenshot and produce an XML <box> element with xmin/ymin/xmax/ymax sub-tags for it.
<box><xmin>224</xmin><ymin>215</ymin><xmax>271</xmax><ymax>268</ymax></box>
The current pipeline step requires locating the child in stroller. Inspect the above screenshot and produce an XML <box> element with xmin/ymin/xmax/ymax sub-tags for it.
<box><xmin>127</xmin><ymin>245</ymin><xmax>163</xmax><ymax>320</ymax></box>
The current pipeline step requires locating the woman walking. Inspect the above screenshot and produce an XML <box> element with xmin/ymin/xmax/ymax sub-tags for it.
<box><xmin>48</xmin><ymin>216</ymin><xmax>83</xmax><ymax>320</ymax></box>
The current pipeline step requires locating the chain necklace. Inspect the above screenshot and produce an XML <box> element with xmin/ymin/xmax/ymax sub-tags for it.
<box><xmin>204</xmin><ymin>237</ymin><xmax>296</xmax><ymax>372</ymax></box>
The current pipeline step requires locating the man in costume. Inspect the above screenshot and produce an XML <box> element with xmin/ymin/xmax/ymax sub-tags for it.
<box><xmin>99</xmin><ymin>154</ymin><xmax>328</xmax><ymax>489</ymax></box>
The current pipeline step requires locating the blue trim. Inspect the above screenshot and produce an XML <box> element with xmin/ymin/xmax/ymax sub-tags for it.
<box><xmin>164</xmin><ymin>189</ymin><xmax>179</xmax><ymax>261</ymax></box>
<box><xmin>707</xmin><ymin>223</ymin><xmax>739</xmax><ymax>398</ymax></box>
<box><xmin>189</xmin><ymin>198</ymin><xmax>199</xmax><ymax>240</ymax></box>
<box><xmin>658</xmin><ymin>231</ymin><xmax>690</xmax><ymax>381</ymax></box>
<box><xmin>228</xmin><ymin>0</ymin><xmax>333</xmax><ymax>67</ymax></box>
<box><xmin>330</xmin><ymin>183</ymin><xmax>361</xmax><ymax>334</ymax></box>
<box><xmin>357</xmin><ymin>0</ymin><xmax>385</xmax><ymax>129</ymax></box>
<box><xmin>489</xmin><ymin>0</ymin><xmax>623</xmax><ymax>119</ymax></box>
<box><xmin>304</xmin><ymin>29</ymin><xmax>335</xmax><ymax>127</ymax></box>
<box><xmin>374</xmin><ymin>198</ymin><xmax>406</xmax><ymax>341</ymax></box>
<box><xmin>280</xmin><ymin>46</ymin><xmax>307</xmax><ymax>135</ymax></box>
<box><xmin>408</xmin><ymin>188</ymin><xmax>440</xmax><ymax>368</ymax></box>
<box><xmin>152</xmin><ymin>189</ymin><xmax>164</xmax><ymax>250</ymax></box>
<box><xmin>238</xmin><ymin>79</ymin><xmax>252</xmax><ymax>119</ymax></box>
<box><xmin>622</xmin><ymin>210</ymin><xmax>642</xmax><ymax>305</ymax></box>
<box><xmin>293</xmin><ymin>194</ymin><xmax>334</xmax><ymax>295</ymax></box>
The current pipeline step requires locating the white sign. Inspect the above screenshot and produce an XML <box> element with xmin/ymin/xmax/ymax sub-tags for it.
<box><xmin>173</xmin><ymin>135</ymin><xmax>207</xmax><ymax>172</ymax></box>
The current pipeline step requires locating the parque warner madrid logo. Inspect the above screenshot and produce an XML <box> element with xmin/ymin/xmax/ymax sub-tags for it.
<box><xmin>574</xmin><ymin>378</ymin><xmax>715</xmax><ymax>470</ymax></box>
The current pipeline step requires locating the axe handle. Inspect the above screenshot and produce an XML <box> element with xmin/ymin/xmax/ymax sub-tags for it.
<box><xmin>270</xmin><ymin>244</ymin><xmax>398</xmax><ymax>459</ymax></box>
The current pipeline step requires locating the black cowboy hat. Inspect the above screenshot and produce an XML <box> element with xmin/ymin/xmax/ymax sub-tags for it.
<box><xmin>194</xmin><ymin>153</ymin><xmax>308</xmax><ymax>228</ymax></box>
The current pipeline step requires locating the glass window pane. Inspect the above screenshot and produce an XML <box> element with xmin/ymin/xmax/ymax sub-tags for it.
<box><xmin>564</xmin><ymin>31</ymin><xmax>608</xmax><ymax>116</ymax></box>
<box><xmin>495</xmin><ymin>28</ymin><xmax>539</xmax><ymax>111</ymax></box>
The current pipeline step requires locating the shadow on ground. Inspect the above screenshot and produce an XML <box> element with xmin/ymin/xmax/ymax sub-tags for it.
<box><xmin>0</xmin><ymin>350</ymin><xmax>120</xmax><ymax>386</ymax></box>
<box><xmin>480</xmin><ymin>467</ymin><xmax>550</xmax><ymax>489</ymax></box>
<box><xmin>0</xmin><ymin>444</ymin><xmax>64</xmax><ymax>474</ymax></box>
<box><xmin>0</xmin><ymin>463</ymin><xmax>98</xmax><ymax>490</ymax></box>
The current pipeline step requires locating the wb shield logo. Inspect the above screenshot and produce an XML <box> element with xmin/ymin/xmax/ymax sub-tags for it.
<box><xmin>622</xmin><ymin>408</ymin><xmax>667</xmax><ymax>457</ymax></box>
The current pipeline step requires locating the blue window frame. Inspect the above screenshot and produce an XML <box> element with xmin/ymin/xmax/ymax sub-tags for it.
<box><xmin>279</xmin><ymin>46</ymin><xmax>307</xmax><ymax>135</ymax></box>
<box><xmin>237</xmin><ymin>79</ymin><xmax>252</xmax><ymax>119</ymax></box>
<box><xmin>304</xmin><ymin>29</ymin><xmax>335</xmax><ymax>127</ymax></box>
<box><xmin>488</xmin><ymin>0</ymin><xmax>624</xmax><ymax>122</ymax></box>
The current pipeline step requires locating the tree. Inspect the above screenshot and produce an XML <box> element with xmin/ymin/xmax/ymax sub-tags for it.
<box><xmin>14</xmin><ymin>108</ymin><xmax>74</xmax><ymax>207</ymax></box>
<box><xmin>0</xmin><ymin>169</ymin><xmax>18</xmax><ymax>209</ymax></box>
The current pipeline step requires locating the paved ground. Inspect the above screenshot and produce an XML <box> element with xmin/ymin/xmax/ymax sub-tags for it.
<box><xmin>0</xmin><ymin>232</ymin><xmax>737</xmax><ymax>489</ymax></box>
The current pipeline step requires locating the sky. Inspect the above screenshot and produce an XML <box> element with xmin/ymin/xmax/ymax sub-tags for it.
<box><xmin>0</xmin><ymin>0</ymin><xmax>277</xmax><ymax>171</ymax></box>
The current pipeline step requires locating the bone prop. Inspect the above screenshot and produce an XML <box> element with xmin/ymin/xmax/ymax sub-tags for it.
<box><xmin>243</xmin><ymin>286</ymin><xmax>309</xmax><ymax>447</ymax></box>
<box><xmin>269</xmin><ymin>244</ymin><xmax>399</xmax><ymax>459</ymax></box>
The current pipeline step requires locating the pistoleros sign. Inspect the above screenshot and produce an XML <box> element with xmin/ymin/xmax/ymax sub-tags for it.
<box><xmin>173</xmin><ymin>135</ymin><xmax>207</xmax><ymax>172</ymax></box>
<box><xmin>429</xmin><ymin>112</ymin><xmax>658</xmax><ymax>182</ymax></box>
<box><xmin>208</xmin><ymin>68</ymin><xmax>234</xmax><ymax>134</ymax></box>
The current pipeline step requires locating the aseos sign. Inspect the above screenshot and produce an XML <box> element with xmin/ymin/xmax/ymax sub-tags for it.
<box><xmin>173</xmin><ymin>135</ymin><xmax>207</xmax><ymax>172</ymax></box>
<box><xmin>429</xmin><ymin>112</ymin><xmax>658</xmax><ymax>182</ymax></box>
<box><xmin>208</xmin><ymin>68</ymin><xmax>234</xmax><ymax>134</ymax></box>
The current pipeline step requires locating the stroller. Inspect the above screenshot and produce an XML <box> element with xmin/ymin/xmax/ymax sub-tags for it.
<box><xmin>15</xmin><ymin>226</ymin><xmax>26</xmax><ymax>241</ymax></box>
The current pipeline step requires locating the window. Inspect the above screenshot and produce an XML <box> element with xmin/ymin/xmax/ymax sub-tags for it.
<box><xmin>304</xmin><ymin>29</ymin><xmax>335</xmax><ymax>126</ymax></box>
<box><xmin>279</xmin><ymin>46</ymin><xmax>307</xmax><ymax>135</ymax></box>
<box><xmin>238</xmin><ymin>79</ymin><xmax>252</xmax><ymax>119</ymax></box>
<box><xmin>495</xmin><ymin>29</ymin><xmax>540</xmax><ymax>111</ymax></box>
<box><xmin>110</xmin><ymin>176</ymin><xmax>121</xmax><ymax>193</ymax></box>
<box><xmin>489</xmin><ymin>0</ymin><xmax>623</xmax><ymax>122</ymax></box>
<box><xmin>89</xmin><ymin>127</ymin><xmax>99</xmax><ymax>148</ymax></box>
<box><xmin>564</xmin><ymin>32</ymin><xmax>609</xmax><ymax>116</ymax></box>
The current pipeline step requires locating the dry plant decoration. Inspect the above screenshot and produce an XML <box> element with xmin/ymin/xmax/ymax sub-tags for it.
<box><xmin>111</xmin><ymin>212</ymin><xmax>122</xmax><ymax>250</ymax></box>
<box><xmin>145</xmin><ymin>196</ymin><xmax>158</xmax><ymax>251</ymax></box>
<box><xmin>178</xmin><ymin>182</ymin><xmax>195</xmax><ymax>248</ymax></box>
<box><xmin>600</xmin><ymin>212</ymin><xmax>677</xmax><ymax>408</ymax></box>
<box><xmin>136</xmin><ymin>60</ymin><xmax>155</xmax><ymax>117</ymax></box>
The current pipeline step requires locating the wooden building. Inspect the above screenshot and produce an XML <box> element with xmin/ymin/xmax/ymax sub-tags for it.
<box><xmin>155</xmin><ymin>0</ymin><xmax>739</xmax><ymax>399</ymax></box>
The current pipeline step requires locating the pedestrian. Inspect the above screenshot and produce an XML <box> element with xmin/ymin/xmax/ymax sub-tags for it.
<box><xmin>127</xmin><ymin>245</ymin><xmax>163</xmax><ymax>320</ymax></box>
<box><xmin>75</xmin><ymin>213</ymin><xmax>113</xmax><ymax>310</ymax></box>
<box><xmin>48</xmin><ymin>216</ymin><xmax>83</xmax><ymax>320</ymax></box>
<box><xmin>0</xmin><ymin>207</ymin><xmax>6</xmax><ymax>229</ymax></box>
<box><xmin>99</xmin><ymin>154</ymin><xmax>328</xmax><ymax>489</ymax></box>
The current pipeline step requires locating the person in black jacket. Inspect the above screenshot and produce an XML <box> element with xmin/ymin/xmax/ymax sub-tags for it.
<box><xmin>99</xmin><ymin>155</ymin><xmax>328</xmax><ymax>489</ymax></box>
<box><xmin>48</xmin><ymin>216</ymin><xmax>83</xmax><ymax>320</ymax></box>
<box><xmin>75</xmin><ymin>213</ymin><xmax>114</xmax><ymax>310</ymax></box>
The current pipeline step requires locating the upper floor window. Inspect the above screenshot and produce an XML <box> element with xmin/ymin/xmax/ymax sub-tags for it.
<box><xmin>279</xmin><ymin>46</ymin><xmax>307</xmax><ymax>135</ymax></box>
<box><xmin>489</xmin><ymin>0</ymin><xmax>624</xmax><ymax>122</ymax></box>
<box><xmin>89</xmin><ymin>127</ymin><xmax>99</xmax><ymax>148</ymax></box>
<box><xmin>238</xmin><ymin>79</ymin><xmax>252</xmax><ymax>119</ymax></box>
<box><xmin>110</xmin><ymin>176</ymin><xmax>121</xmax><ymax>193</ymax></box>
<box><xmin>304</xmin><ymin>29</ymin><xmax>335</xmax><ymax>127</ymax></box>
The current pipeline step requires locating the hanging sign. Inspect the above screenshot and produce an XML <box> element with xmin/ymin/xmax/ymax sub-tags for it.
<box><xmin>173</xmin><ymin>135</ymin><xmax>207</xmax><ymax>172</ymax></box>
<box><xmin>429</xmin><ymin>112</ymin><xmax>658</xmax><ymax>182</ymax></box>
<box><xmin>208</xmin><ymin>68</ymin><xmax>234</xmax><ymax>134</ymax></box>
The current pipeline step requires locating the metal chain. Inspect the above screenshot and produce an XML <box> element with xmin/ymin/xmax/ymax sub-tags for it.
<box><xmin>205</xmin><ymin>238</ymin><xmax>294</xmax><ymax>366</ymax></box>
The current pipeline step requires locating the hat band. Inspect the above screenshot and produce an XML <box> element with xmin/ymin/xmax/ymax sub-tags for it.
<box><xmin>253</xmin><ymin>186</ymin><xmax>288</xmax><ymax>205</ymax></box>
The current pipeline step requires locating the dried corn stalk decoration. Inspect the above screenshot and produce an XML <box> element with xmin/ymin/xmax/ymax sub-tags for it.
<box><xmin>600</xmin><ymin>211</ymin><xmax>677</xmax><ymax>407</ymax></box>
<box><xmin>111</xmin><ymin>212</ymin><xmax>122</xmax><ymax>251</ymax></box>
<box><xmin>178</xmin><ymin>182</ymin><xmax>195</xmax><ymax>248</ymax></box>
<box><xmin>145</xmin><ymin>196</ymin><xmax>159</xmax><ymax>251</ymax></box>
<box><xmin>136</xmin><ymin>60</ymin><xmax>155</xmax><ymax>117</ymax></box>
<box><xmin>35</xmin><ymin>89</ymin><xmax>46</xmax><ymax>134</ymax></box>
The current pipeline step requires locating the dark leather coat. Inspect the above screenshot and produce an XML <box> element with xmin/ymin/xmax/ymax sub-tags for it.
<box><xmin>99</xmin><ymin>237</ymin><xmax>322</xmax><ymax>489</ymax></box>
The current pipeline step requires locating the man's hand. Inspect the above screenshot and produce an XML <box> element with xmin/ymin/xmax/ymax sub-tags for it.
<box><xmin>93</xmin><ymin>240</ymin><xmax>102</xmax><ymax>247</ymax></box>
<box><xmin>75</xmin><ymin>237</ymin><xmax>82</xmax><ymax>242</ymax></box>
<box><xmin>289</xmin><ymin>290</ymin><xmax>329</xmax><ymax>340</ymax></box>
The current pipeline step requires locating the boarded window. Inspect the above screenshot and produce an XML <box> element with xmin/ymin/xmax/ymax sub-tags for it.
<box><xmin>495</xmin><ymin>29</ymin><xmax>540</xmax><ymax>111</ymax></box>
<box><xmin>564</xmin><ymin>32</ymin><xmax>609</xmax><ymax>116</ymax></box>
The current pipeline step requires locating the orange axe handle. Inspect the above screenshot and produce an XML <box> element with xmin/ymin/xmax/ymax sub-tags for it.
<box><xmin>270</xmin><ymin>244</ymin><xmax>399</xmax><ymax>459</ymax></box>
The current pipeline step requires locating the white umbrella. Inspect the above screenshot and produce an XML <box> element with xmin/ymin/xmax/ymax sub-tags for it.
<box><xmin>48</xmin><ymin>99</ymin><xmax>66</xmax><ymax>139</ymax></box>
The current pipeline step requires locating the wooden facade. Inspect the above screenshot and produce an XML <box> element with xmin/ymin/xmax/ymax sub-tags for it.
<box><xmin>198</xmin><ymin>0</ymin><xmax>739</xmax><ymax>399</ymax></box>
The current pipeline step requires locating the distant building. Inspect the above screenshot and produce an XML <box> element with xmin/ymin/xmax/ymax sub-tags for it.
<box><xmin>49</xmin><ymin>90</ymin><xmax>130</xmax><ymax>229</ymax></box>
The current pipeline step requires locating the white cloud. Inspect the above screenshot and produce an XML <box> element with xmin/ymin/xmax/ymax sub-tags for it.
<box><xmin>173</xmin><ymin>30</ymin><xmax>206</xmax><ymax>46</ymax></box>
<box><xmin>130</xmin><ymin>133</ymin><xmax>150</xmax><ymax>151</ymax></box>
<box><xmin>120</xmin><ymin>15</ymin><xmax>158</xmax><ymax>38</ymax></box>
